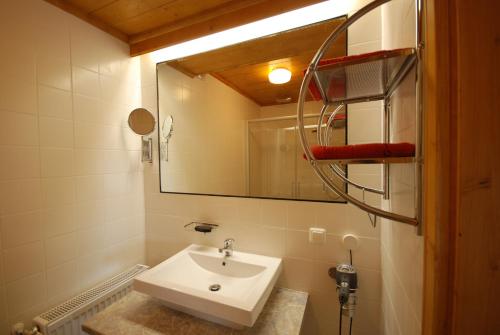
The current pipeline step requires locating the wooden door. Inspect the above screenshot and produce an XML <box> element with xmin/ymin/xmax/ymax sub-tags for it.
<box><xmin>423</xmin><ymin>0</ymin><xmax>500</xmax><ymax>334</ymax></box>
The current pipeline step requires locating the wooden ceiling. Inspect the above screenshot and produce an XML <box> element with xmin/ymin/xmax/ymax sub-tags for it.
<box><xmin>167</xmin><ymin>17</ymin><xmax>346</xmax><ymax>106</ymax></box>
<box><xmin>44</xmin><ymin>0</ymin><xmax>323</xmax><ymax>56</ymax></box>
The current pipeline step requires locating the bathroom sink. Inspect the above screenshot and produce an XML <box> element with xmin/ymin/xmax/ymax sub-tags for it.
<box><xmin>133</xmin><ymin>244</ymin><xmax>282</xmax><ymax>328</ymax></box>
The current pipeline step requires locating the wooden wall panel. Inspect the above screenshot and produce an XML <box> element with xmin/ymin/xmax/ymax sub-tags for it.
<box><xmin>452</xmin><ymin>0</ymin><xmax>500</xmax><ymax>333</ymax></box>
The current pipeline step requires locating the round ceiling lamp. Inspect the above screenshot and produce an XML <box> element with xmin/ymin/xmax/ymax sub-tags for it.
<box><xmin>268</xmin><ymin>68</ymin><xmax>291</xmax><ymax>84</ymax></box>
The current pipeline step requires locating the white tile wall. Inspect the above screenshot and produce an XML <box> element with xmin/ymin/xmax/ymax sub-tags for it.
<box><xmin>141</xmin><ymin>6</ymin><xmax>384</xmax><ymax>334</ymax></box>
<box><xmin>380</xmin><ymin>1</ymin><xmax>423</xmax><ymax>334</ymax></box>
<box><xmin>0</xmin><ymin>0</ymin><xmax>145</xmax><ymax>331</ymax></box>
<box><xmin>0</xmin><ymin>1</ymin><xmax>417</xmax><ymax>333</ymax></box>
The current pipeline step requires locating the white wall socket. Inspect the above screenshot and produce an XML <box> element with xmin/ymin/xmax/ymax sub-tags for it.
<box><xmin>309</xmin><ymin>227</ymin><xmax>326</xmax><ymax>244</ymax></box>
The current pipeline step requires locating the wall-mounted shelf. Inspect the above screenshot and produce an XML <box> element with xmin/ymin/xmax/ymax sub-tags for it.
<box><xmin>309</xmin><ymin>48</ymin><xmax>417</xmax><ymax>104</ymax></box>
<box><xmin>297</xmin><ymin>0</ymin><xmax>423</xmax><ymax>231</ymax></box>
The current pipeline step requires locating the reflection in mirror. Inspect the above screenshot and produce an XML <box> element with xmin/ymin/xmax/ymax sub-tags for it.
<box><xmin>158</xmin><ymin>16</ymin><xmax>347</xmax><ymax>202</ymax></box>
<box><xmin>160</xmin><ymin>115</ymin><xmax>174</xmax><ymax>161</ymax></box>
<box><xmin>248</xmin><ymin>107</ymin><xmax>345</xmax><ymax>201</ymax></box>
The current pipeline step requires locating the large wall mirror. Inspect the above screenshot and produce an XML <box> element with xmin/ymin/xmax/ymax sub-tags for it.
<box><xmin>157</xmin><ymin>16</ymin><xmax>347</xmax><ymax>202</ymax></box>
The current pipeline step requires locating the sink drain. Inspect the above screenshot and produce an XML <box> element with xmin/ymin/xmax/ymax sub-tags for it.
<box><xmin>209</xmin><ymin>284</ymin><xmax>221</xmax><ymax>292</ymax></box>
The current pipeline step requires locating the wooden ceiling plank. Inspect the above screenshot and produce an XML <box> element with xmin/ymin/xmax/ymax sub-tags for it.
<box><xmin>116</xmin><ymin>0</ymin><xmax>247</xmax><ymax>36</ymax></box>
<box><xmin>89</xmin><ymin>0</ymin><xmax>179</xmax><ymax>25</ymax></box>
<box><xmin>65</xmin><ymin>0</ymin><xmax>119</xmax><ymax>13</ymax></box>
<box><xmin>43</xmin><ymin>0</ymin><xmax>129</xmax><ymax>42</ymax></box>
<box><xmin>128</xmin><ymin>0</ymin><xmax>267</xmax><ymax>42</ymax></box>
<box><xmin>129</xmin><ymin>0</ymin><xmax>323</xmax><ymax>56</ymax></box>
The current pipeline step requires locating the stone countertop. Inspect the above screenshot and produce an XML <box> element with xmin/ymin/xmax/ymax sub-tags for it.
<box><xmin>82</xmin><ymin>288</ymin><xmax>308</xmax><ymax>335</ymax></box>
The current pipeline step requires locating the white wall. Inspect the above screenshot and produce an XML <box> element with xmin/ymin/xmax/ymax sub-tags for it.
<box><xmin>0</xmin><ymin>1</ymin><xmax>145</xmax><ymax>331</ymax></box>
<box><xmin>141</xmin><ymin>5</ymin><xmax>384</xmax><ymax>334</ymax></box>
<box><xmin>380</xmin><ymin>1</ymin><xmax>423</xmax><ymax>334</ymax></box>
<box><xmin>157</xmin><ymin>65</ymin><xmax>259</xmax><ymax>195</ymax></box>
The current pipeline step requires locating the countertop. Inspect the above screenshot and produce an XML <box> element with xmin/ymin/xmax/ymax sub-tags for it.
<box><xmin>82</xmin><ymin>288</ymin><xmax>308</xmax><ymax>335</ymax></box>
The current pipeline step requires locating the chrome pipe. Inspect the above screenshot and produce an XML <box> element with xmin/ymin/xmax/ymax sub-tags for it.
<box><xmin>308</xmin><ymin>0</ymin><xmax>392</xmax><ymax>71</ymax></box>
<box><xmin>327</xmin><ymin>94</ymin><xmax>387</xmax><ymax>105</ymax></box>
<box><xmin>317</xmin><ymin>104</ymin><xmax>330</xmax><ymax>144</ymax></box>
<box><xmin>383</xmin><ymin>98</ymin><xmax>390</xmax><ymax>200</ymax></box>
<box><xmin>330</xmin><ymin>163</ymin><xmax>385</xmax><ymax>195</ymax></box>
<box><xmin>415</xmin><ymin>0</ymin><xmax>424</xmax><ymax>235</ymax></box>
<box><xmin>323</xmin><ymin>104</ymin><xmax>344</xmax><ymax>145</ymax></box>
<box><xmin>318</xmin><ymin>160</ymin><xmax>417</xmax><ymax>225</ymax></box>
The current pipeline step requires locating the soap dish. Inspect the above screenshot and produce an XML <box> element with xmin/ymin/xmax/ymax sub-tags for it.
<box><xmin>184</xmin><ymin>222</ymin><xmax>219</xmax><ymax>233</ymax></box>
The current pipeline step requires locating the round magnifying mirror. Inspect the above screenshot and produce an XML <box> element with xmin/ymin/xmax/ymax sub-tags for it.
<box><xmin>162</xmin><ymin>115</ymin><xmax>173</xmax><ymax>140</ymax></box>
<box><xmin>128</xmin><ymin>108</ymin><xmax>155</xmax><ymax>135</ymax></box>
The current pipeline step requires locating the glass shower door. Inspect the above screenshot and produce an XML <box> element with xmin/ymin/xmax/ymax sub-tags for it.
<box><xmin>248</xmin><ymin>114</ymin><xmax>346</xmax><ymax>202</ymax></box>
<box><xmin>248</xmin><ymin>118</ymin><xmax>297</xmax><ymax>199</ymax></box>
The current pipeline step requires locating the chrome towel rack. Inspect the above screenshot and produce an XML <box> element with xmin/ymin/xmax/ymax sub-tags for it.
<box><xmin>297</xmin><ymin>0</ymin><xmax>423</xmax><ymax>232</ymax></box>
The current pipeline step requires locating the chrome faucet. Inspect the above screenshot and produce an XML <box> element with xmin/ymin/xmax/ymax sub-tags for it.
<box><xmin>218</xmin><ymin>238</ymin><xmax>235</xmax><ymax>257</ymax></box>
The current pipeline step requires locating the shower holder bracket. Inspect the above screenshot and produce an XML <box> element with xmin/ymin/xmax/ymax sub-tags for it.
<box><xmin>141</xmin><ymin>136</ymin><xmax>153</xmax><ymax>163</ymax></box>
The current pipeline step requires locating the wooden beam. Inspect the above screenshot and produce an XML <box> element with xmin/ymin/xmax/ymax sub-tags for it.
<box><xmin>43</xmin><ymin>0</ymin><xmax>129</xmax><ymax>43</ymax></box>
<box><xmin>129</xmin><ymin>0</ymin><xmax>322</xmax><ymax>56</ymax></box>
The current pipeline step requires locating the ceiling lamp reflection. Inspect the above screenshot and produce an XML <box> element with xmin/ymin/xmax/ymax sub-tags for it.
<box><xmin>268</xmin><ymin>68</ymin><xmax>291</xmax><ymax>84</ymax></box>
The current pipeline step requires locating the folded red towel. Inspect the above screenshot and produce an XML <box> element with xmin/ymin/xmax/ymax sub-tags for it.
<box><xmin>305</xmin><ymin>143</ymin><xmax>415</xmax><ymax>160</ymax></box>
<box><xmin>384</xmin><ymin>142</ymin><xmax>415</xmax><ymax>157</ymax></box>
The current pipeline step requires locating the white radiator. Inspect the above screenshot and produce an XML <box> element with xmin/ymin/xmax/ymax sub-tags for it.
<box><xmin>33</xmin><ymin>264</ymin><xmax>149</xmax><ymax>335</ymax></box>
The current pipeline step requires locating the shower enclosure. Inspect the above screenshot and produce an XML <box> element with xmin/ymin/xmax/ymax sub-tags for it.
<box><xmin>247</xmin><ymin>113</ymin><xmax>346</xmax><ymax>202</ymax></box>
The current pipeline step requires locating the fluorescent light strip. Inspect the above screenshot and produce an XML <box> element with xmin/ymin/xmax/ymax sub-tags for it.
<box><xmin>150</xmin><ymin>0</ymin><xmax>352</xmax><ymax>63</ymax></box>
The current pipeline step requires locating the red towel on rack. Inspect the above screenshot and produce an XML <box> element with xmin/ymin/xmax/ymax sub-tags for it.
<box><xmin>305</xmin><ymin>143</ymin><xmax>415</xmax><ymax>160</ymax></box>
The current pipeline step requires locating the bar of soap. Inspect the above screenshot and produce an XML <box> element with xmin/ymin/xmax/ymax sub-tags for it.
<box><xmin>195</xmin><ymin>225</ymin><xmax>213</xmax><ymax>233</ymax></box>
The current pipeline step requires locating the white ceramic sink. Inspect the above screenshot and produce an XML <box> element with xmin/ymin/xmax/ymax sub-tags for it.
<box><xmin>133</xmin><ymin>244</ymin><xmax>282</xmax><ymax>328</ymax></box>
